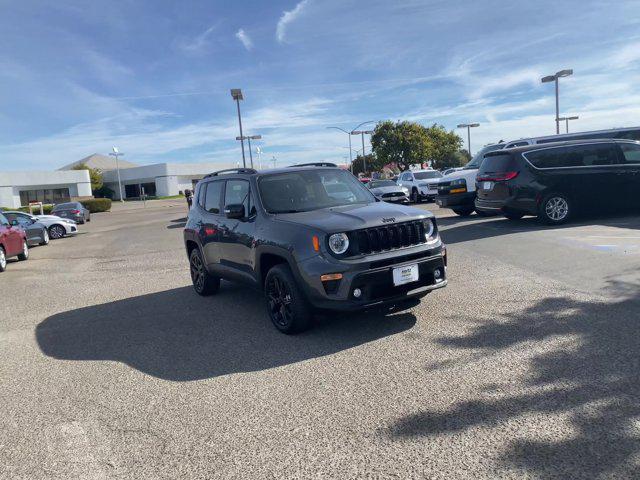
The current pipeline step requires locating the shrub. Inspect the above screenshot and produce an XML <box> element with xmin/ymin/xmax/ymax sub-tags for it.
<box><xmin>80</xmin><ymin>198</ymin><xmax>112</xmax><ymax>213</ymax></box>
<box><xmin>16</xmin><ymin>204</ymin><xmax>54</xmax><ymax>214</ymax></box>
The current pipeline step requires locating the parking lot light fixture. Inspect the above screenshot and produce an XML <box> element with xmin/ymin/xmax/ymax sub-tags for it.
<box><xmin>230</xmin><ymin>89</ymin><xmax>246</xmax><ymax>168</ymax></box>
<box><xmin>327</xmin><ymin>121</ymin><xmax>375</xmax><ymax>173</ymax></box>
<box><xmin>557</xmin><ymin>115</ymin><xmax>579</xmax><ymax>134</ymax></box>
<box><xmin>541</xmin><ymin>69</ymin><xmax>574</xmax><ymax>134</ymax></box>
<box><xmin>457</xmin><ymin>123</ymin><xmax>480</xmax><ymax>155</ymax></box>
<box><xmin>108</xmin><ymin>146</ymin><xmax>125</xmax><ymax>203</ymax></box>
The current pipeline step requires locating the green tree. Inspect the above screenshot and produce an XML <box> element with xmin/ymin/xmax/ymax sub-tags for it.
<box><xmin>440</xmin><ymin>149</ymin><xmax>471</xmax><ymax>170</ymax></box>
<box><xmin>370</xmin><ymin>120</ymin><xmax>463</xmax><ymax>172</ymax></box>
<box><xmin>351</xmin><ymin>153</ymin><xmax>378</xmax><ymax>175</ymax></box>
<box><xmin>72</xmin><ymin>163</ymin><xmax>103</xmax><ymax>192</ymax></box>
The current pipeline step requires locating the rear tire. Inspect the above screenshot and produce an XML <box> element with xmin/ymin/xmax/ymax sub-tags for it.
<box><xmin>265</xmin><ymin>264</ymin><xmax>313</xmax><ymax>334</ymax></box>
<box><xmin>410</xmin><ymin>188</ymin><xmax>420</xmax><ymax>203</ymax></box>
<box><xmin>0</xmin><ymin>246</ymin><xmax>6</xmax><ymax>272</ymax></box>
<box><xmin>17</xmin><ymin>240</ymin><xmax>29</xmax><ymax>261</ymax></box>
<box><xmin>539</xmin><ymin>193</ymin><xmax>571</xmax><ymax>225</ymax></box>
<box><xmin>189</xmin><ymin>247</ymin><xmax>220</xmax><ymax>296</ymax></box>
<box><xmin>452</xmin><ymin>207</ymin><xmax>474</xmax><ymax>216</ymax></box>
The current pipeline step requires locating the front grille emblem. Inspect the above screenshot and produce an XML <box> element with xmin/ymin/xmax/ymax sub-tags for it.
<box><xmin>382</xmin><ymin>217</ymin><xmax>396</xmax><ymax>223</ymax></box>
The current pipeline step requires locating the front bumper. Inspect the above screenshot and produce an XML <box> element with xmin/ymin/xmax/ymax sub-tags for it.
<box><xmin>435</xmin><ymin>191</ymin><xmax>476</xmax><ymax>208</ymax></box>
<box><xmin>296</xmin><ymin>243</ymin><xmax>447</xmax><ymax>311</ymax></box>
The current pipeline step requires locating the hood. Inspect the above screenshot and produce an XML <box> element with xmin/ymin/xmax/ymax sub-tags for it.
<box><xmin>274</xmin><ymin>201</ymin><xmax>432</xmax><ymax>233</ymax></box>
<box><xmin>370</xmin><ymin>185</ymin><xmax>406</xmax><ymax>195</ymax></box>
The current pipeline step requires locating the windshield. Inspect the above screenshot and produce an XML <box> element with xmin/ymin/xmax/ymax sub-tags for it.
<box><xmin>258</xmin><ymin>169</ymin><xmax>375</xmax><ymax>213</ymax></box>
<box><xmin>369</xmin><ymin>180</ymin><xmax>396</xmax><ymax>188</ymax></box>
<box><xmin>464</xmin><ymin>144</ymin><xmax>505</xmax><ymax>170</ymax></box>
<box><xmin>414</xmin><ymin>171</ymin><xmax>442</xmax><ymax>180</ymax></box>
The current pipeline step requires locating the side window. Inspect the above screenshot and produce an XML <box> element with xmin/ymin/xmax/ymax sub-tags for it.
<box><xmin>224</xmin><ymin>180</ymin><xmax>250</xmax><ymax>215</ymax></box>
<box><xmin>13</xmin><ymin>214</ymin><xmax>31</xmax><ymax>226</ymax></box>
<box><xmin>197</xmin><ymin>184</ymin><xmax>206</xmax><ymax>208</ymax></box>
<box><xmin>0</xmin><ymin>214</ymin><xmax>9</xmax><ymax>226</ymax></box>
<box><xmin>526</xmin><ymin>145</ymin><xmax>616</xmax><ymax>168</ymax></box>
<box><xmin>619</xmin><ymin>143</ymin><xmax>640</xmax><ymax>164</ymax></box>
<box><xmin>204</xmin><ymin>181</ymin><xmax>223</xmax><ymax>214</ymax></box>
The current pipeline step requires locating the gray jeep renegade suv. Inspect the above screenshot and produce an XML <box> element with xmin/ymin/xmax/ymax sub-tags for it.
<box><xmin>183</xmin><ymin>164</ymin><xmax>447</xmax><ymax>333</ymax></box>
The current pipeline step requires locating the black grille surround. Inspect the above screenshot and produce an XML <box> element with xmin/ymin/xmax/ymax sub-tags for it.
<box><xmin>344</xmin><ymin>219</ymin><xmax>433</xmax><ymax>256</ymax></box>
<box><xmin>381</xmin><ymin>192</ymin><xmax>406</xmax><ymax>199</ymax></box>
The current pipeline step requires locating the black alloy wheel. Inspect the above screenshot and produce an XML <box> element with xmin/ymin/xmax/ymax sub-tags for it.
<box><xmin>189</xmin><ymin>248</ymin><xmax>220</xmax><ymax>296</ymax></box>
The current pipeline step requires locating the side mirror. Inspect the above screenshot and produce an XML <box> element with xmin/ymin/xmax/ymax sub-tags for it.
<box><xmin>224</xmin><ymin>204</ymin><xmax>245</xmax><ymax>219</ymax></box>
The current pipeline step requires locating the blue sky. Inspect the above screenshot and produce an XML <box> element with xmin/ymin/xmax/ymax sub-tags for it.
<box><xmin>2</xmin><ymin>0</ymin><xmax>640</xmax><ymax>170</ymax></box>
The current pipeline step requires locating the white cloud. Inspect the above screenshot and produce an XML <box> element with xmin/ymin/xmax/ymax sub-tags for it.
<box><xmin>276</xmin><ymin>0</ymin><xmax>309</xmax><ymax>44</ymax></box>
<box><xmin>180</xmin><ymin>23</ymin><xmax>219</xmax><ymax>53</ymax></box>
<box><xmin>235</xmin><ymin>29</ymin><xmax>253</xmax><ymax>51</ymax></box>
<box><xmin>611</xmin><ymin>41</ymin><xmax>640</xmax><ymax>68</ymax></box>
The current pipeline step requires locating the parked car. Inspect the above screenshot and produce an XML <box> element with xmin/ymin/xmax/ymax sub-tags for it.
<box><xmin>397</xmin><ymin>169</ymin><xmax>443</xmax><ymax>202</ymax></box>
<box><xmin>29</xmin><ymin>213</ymin><xmax>78</xmax><ymax>239</ymax></box>
<box><xmin>0</xmin><ymin>212</ymin><xmax>29</xmax><ymax>272</ymax></box>
<box><xmin>367</xmin><ymin>179</ymin><xmax>410</xmax><ymax>203</ymax></box>
<box><xmin>435</xmin><ymin>143</ymin><xmax>506</xmax><ymax>216</ymax></box>
<box><xmin>184</xmin><ymin>165</ymin><xmax>447</xmax><ymax>334</ymax></box>
<box><xmin>51</xmin><ymin>202</ymin><xmax>90</xmax><ymax>224</ymax></box>
<box><xmin>475</xmin><ymin>139</ymin><xmax>640</xmax><ymax>224</ymax></box>
<box><xmin>2</xmin><ymin>212</ymin><xmax>49</xmax><ymax>246</ymax></box>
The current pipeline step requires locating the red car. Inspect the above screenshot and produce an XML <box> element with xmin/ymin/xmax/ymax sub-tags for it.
<box><xmin>0</xmin><ymin>212</ymin><xmax>29</xmax><ymax>272</ymax></box>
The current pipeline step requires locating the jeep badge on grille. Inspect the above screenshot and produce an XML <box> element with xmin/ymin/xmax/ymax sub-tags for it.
<box><xmin>382</xmin><ymin>217</ymin><xmax>396</xmax><ymax>223</ymax></box>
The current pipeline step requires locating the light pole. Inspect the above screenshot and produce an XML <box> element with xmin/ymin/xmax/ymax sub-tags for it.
<box><xmin>327</xmin><ymin>121</ymin><xmax>375</xmax><ymax>173</ymax></box>
<box><xmin>456</xmin><ymin>123</ymin><xmax>480</xmax><ymax>155</ymax></box>
<box><xmin>109</xmin><ymin>146</ymin><xmax>125</xmax><ymax>202</ymax></box>
<box><xmin>230</xmin><ymin>89</ymin><xmax>246</xmax><ymax>167</ymax></box>
<box><xmin>256</xmin><ymin>146</ymin><xmax>263</xmax><ymax>170</ymax></box>
<box><xmin>557</xmin><ymin>115</ymin><xmax>579</xmax><ymax>134</ymax></box>
<box><xmin>351</xmin><ymin>129</ymin><xmax>374</xmax><ymax>173</ymax></box>
<box><xmin>541</xmin><ymin>69</ymin><xmax>573</xmax><ymax>134</ymax></box>
<box><xmin>236</xmin><ymin>134</ymin><xmax>262</xmax><ymax>168</ymax></box>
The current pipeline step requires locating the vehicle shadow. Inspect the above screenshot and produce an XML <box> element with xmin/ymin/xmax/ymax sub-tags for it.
<box><xmin>166</xmin><ymin>217</ymin><xmax>187</xmax><ymax>229</ymax></box>
<box><xmin>440</xmin><ymin>211</ymin><xmax>640</xmax><ymax>245</ymax></box>
<box><xmin>35</xmin><ymin>284</ymin><xmax>417</xmax><ymax>382</ymax></box>
<box><xmin>383</xmin><ymin>281</ymin><xmax>640</xmax><ymax>478</ymax></box>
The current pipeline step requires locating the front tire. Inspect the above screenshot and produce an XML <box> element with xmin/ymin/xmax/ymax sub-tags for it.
<box><xmin>17</xmin><ymin>240</ymin><xmax>29</xmax><ymax>261</ymax></box>
<box><xmin>189</xmin><ymin>247</ymin><xmax>220</xmax><ymax>296</ymax></box>
<box><xmin>265</xmin><ymin>264</ymin><xmax>313</xmax><ymax>334</ymax></box>
<box><xmin>452</xmin><ymin>207</ymin><xmax>474</xmax><ymax>216</ymax></box>
<box><xmin>539</xmin><ymin>193</ymin><xmax>571</xmax><ymax>225</ymax></box>
<box><xmin>40</xmin><ymin>228</ymin><xmax>50</xmax><ymax>246</ymax></box>
<box><xmin>49</xmin><ymin>224</ymin><xmax>66</xmax><ymax>239</ymax></box>
<box><xmin>0</xmin><ymin>246</ymin><xmax>6</xmax><ymax>272</ymax></box>
<box><xmin>410</xmin><ymin>188</ymin><xmax>420</xmax><ymax>203</ymax></box>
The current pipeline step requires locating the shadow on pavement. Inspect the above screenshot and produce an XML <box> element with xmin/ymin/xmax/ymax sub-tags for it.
<box><xmin>166</xmin><ymin>217</ymin><xmax>187</xmax><ymax>229</ymax></box>
<box><xmin>384</xmin><ymin>281</ymin><xmax>640</xmax><ymax>478</ymax></box>
<box><xmin>440</xmin><ymin>211</ymin><xmax>640</xmax><ymax>245</ymax></box>
<box><xmin>36</xmin><ymin>284</ymin><xmax>416</xmax><ymax>382</ymax></box>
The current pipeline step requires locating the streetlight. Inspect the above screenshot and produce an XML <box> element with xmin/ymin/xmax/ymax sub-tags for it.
<box><xmin>256</xmin><ymin>146</ymin><xmax>263</xmax><ymax>170</ymax></box>
<box><xmin>230</xmin><ymin>88</ymin><xmax>246</xmax><ymax>167</ymax></box>
<box><xmin>557</xmin><ymin>115</ymin><xmax>579</xmax><ymax>134</ymax></box>
<box><xmin>327</xmin><ymin>121</ymin><xmax>375</xmax><ymax>173</ymax></box>
<box><xmin>456</xmin><ymin>123</ymin><xmax>480</xmax><ymax>155</ymax></box>
<box><xmin>236</xmin><ymin>134</ymin><xmax>262</xmax><ymax>168</ymax></box>
<box><xmin>541</xmin><ymin>69</ymin><xmax>573</xmax><ymax>134</ymax></box>
<box><xmin>108</xmin><ymin>146</ymin><xmax>125</xmax><ymax>203</ymax></box>
<box><xmin>351</xmin><ymin>129</ymin><xmax>375</xmax><ymax>173</ymax></box>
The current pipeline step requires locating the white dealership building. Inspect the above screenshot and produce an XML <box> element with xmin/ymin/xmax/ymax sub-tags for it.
<box><xmin>0</xmin><ymin>169</ymin><xmax>92</xmax><ymax>208</ymax></box>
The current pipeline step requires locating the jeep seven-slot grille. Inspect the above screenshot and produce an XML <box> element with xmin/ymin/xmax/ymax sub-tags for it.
<box><xmin>351</xmin><ymin>220</ymin><xmax>426</xmax><ymax>255</ymax></box>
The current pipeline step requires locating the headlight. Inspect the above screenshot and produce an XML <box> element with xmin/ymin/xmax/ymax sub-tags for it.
<box><xmin>401</xmin><ymin>187</ymin><xmax>409</xmax><ymax>194</ymax></box>
<box><xmin>328</xmin><ymin>233</ymin><xmax>349</xmax><ymax>255</ymax></box>
<box><xmin>424</xmin><ymin>219</ymin><xmax>438</xmax><ymax>243</ymax></box>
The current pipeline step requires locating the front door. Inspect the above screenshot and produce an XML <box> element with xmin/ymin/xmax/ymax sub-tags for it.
<box><xmin>198</xmin><ymin>180</ymin><xmax>224</xmax><ymax>270</ymax></box>
<box><xmin>219</xmin><ymin>179</ymin><xmax>257</xmax><ymax>283</ymax></box>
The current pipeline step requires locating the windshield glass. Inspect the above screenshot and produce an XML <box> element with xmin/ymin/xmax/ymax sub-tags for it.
<box><xmin>258</xmin><ymin>169</ymin><xmax>375</xmax><ymax>213</ymax></box>
<box><xmin>414</xmin><ymin>171</ymin><xmax>442</xmax><ymax>180</ymax></box>
<box><xmin>369</xmin><ymin>180</ymin><xmax>396</xmax><ymax>188</ymax></box>
<box><xmin>464</xmin><ymin>144</ymin><xmax>505</xmax><ymax>170</ymax></box>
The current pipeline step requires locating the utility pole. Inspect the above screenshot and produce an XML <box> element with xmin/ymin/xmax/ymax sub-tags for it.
<box><xmin>456</xmin><ymin>123</ymin><xmax>480</xmax><ymax>155</ymax></box>
<box><xmin>541</xmin><ymin>69</ymin><xmax>573</xmax><ymax>134</ymax></box>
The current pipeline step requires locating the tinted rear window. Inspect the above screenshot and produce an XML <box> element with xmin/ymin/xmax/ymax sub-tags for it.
<box><xmin>478</xmin><ymin>154</ymin><xmax>518</xmax><ymax>174</ymax></box>
<box><xmin>525</xmin><ymin>144</ymin><xmax>617</xmax><ymax>168</ymax></box>
<box><xmin>414</xmin><ymin>171</ymin><xmax>442</xmax><ymax>180</ymax></box>
<box><xmin>53</xmin><ymin>202</ymin><xmax>77</xmax><ymax>210</ymax></box>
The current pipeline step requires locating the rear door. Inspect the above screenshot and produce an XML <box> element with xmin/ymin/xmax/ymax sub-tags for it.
<box><xmin>616</xmin><ymin>142</ymin><xmax>640</xmax><ymax>207</ymax></box>
<box><xmin>198</xmin><ymin>180</ymin><xmax>224</xmax><ymax>270</ymax></box>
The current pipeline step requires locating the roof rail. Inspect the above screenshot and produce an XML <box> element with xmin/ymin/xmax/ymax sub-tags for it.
<box><xmin>288</xmin><ymin>162</ymin><xmax>338</xmax><ymax>168</ymax></box>
<box><xmin>205</xmin><ymin>167</ymin><xmax>258</xmax><ymax>178</ymax></box>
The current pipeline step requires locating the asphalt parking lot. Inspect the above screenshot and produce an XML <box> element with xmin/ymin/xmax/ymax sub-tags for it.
<box><xmin>2</xmin><ymin>200</ymin><xmax>640</xmax><ymax>479</ymax></box>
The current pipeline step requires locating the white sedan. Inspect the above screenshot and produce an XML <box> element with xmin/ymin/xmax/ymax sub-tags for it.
<box><xmin>33</xmin><ymin>214</ymin><xmax>79</xmax><ymax>239</ymax></box>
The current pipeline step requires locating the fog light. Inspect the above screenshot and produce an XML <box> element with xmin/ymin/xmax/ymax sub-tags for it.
<box><xmin>434</xmin><ymin>269</ymin><xmax>443</xmax><ymax>282</ymax></box>
<box><xmin>353</xmin><ymin>288</ymin><xmax>362</xmax><ymax>298</ymax></box>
